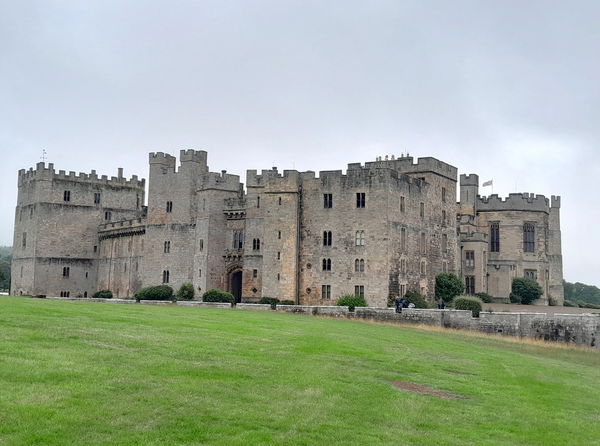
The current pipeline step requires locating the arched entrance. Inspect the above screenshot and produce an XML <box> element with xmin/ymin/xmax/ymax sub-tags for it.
<box><xmin>229</xmin><ymin>270</ymin><xmax>242</xmax><ymax>303</ymax></box>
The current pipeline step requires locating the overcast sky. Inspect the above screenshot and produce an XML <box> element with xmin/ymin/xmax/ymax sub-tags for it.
<box><xmin>1</xmin><ymin>1</ymin><xmax>599</xmax><ymax>285</ymax></box>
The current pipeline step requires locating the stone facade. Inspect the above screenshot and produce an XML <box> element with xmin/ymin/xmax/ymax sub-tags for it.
<box><xmin>11</xmin><ymin>150</ymin><xmax>563</xmax><ymax>305</ymax></box>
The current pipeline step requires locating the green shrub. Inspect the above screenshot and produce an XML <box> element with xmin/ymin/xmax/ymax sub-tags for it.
<box><xmin>259</xmin><ymin>297</ymin><xmax>280</xmax><ymax>309</ymax></box>
<box><xmin>511</xmin><ymin>277</ymin><xmax>543</xmax><ymax>305</ymax></box>
<box><xmin>337</xmin><ymin>295</ymin><xmax>367</xmax><ymax>311</ymax></box>
<box><xmin>454</xmin><ymin>296</ymin><xmax>483</xmax><ymax>317</ymax></box>
<box><xmin>135</xmin><ymin>285</ymin><xmax>174</xmax><ymax>301</ymax></box>
<box><xmin>279</xmin><ymin>300</ymin><xmax>295</xmax><ymax>305</ymax></box>
<box><xmin>176</xmin><ymin>283</ymin><xmax>195</xmax><ymax>300</ymax></box>
<box><xmin>509</xmin><ymin>293</ymin><xmax>521</xmax><ymax>304</ymax></box>
<box><xmin>563</xmin><ymin>300</ymin><xmax>576</xmax><ymax>307</ymax></box>
<box><xmin>404</xmin><ymin>290</ymin><xmax>428</xmax><ymax>308</ymax></box>
<box><xmin>580</xmin><ymin>302</ymin><xmax>600</xmax><ymax>309</ymax></box>
<box><xmin>475</xmin><ymin>292</ymin><xmax>493</xmax><ymax>303</ymax></box>
<box><xmin>435</xmin><ymin>273</ymin><xmax>464</xmax><ymax>302</ymax></box>
<box><xmin>92</xmin><ymin>289</ymin><xmax>113</xmax><ymax>299</ymax></box>
<box><xmin>202</xmin><ymin>289</ymin><xmax>235</xmax><ymax>303</ymax></box>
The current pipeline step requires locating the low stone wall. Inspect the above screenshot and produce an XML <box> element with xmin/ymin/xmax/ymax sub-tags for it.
<box><xmin>36</xmin><ymin>296</ymin><xmax>600</xmax><ymax>349</ymax></box>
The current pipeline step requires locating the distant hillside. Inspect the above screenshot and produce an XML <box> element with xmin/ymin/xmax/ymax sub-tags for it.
<box><xmin>0</xmin><ymin>246</ymin><xmax>11</xmax><ymax>291</ymax></box>
<box><xmin>564</xmin><ymin>280</ymin><xmax>600</xmax><ymax>306</ymax></box>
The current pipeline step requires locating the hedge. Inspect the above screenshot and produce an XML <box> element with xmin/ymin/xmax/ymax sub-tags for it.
<box><xmin>135</xmin><ymin>285</ymin><xmax>174</xmax><ymax>301</ymax></box>
<box><xmin>177</xmin><ymin>283</ymin><xmax>195</xmax><ymax>300</ymax></box>
<box><xmin>337</xmin><ymin>295</ymin><xmax>367</xmax><ymax>311</ymax></box>
<box><xmin>454</xmin><ymin>296</ymin><xmax>483</xmax><ymax>317</ymax></box>
<box><xmin>203</xmin><ymin>289</ymin><xmax>235</xmax><ymax>303</ymax></box>
<box><xmin>92</xmin><ymin>290</ymin><xmax>113</xmax><ymax>299</ymax></box>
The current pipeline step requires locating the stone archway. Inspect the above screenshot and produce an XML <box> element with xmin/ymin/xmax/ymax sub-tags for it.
<box><xmin>229</xmin><ymin>269</ymin><xmax>243</xmax><ymax>303</ymax></box>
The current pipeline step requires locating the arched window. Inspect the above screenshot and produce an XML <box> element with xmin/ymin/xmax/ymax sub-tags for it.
<box><xmin>322</xmin><ymin>258</ymin><xmax>331</xmax><ymax>271</ymax></box>
<box><xmin>355</xmin><ymin>259</ymin><xmax>364</xmax><ymax>272</ymax></box>
<box><xmin>323</xmin><ymin>231</ymin><xmax>332</xmax><ymax>246</ymax></box>
<box><xmin>162</xmin><ymin>270</ymin><xmax>170</xmax><ymax>284</ymax></box>
<box><xmin>253</xmin><ymin>238</ymin><xmax>261</xmax><ymax>250</ymax></box>
<box><xmin>490</xmin><ymin>222</ymin><xmax>500</xmax><ymax>252</ymax></box>
<box><xmin>523</xmin><ymin>223</ymin><xmax>535</xmax><ymax>252</ymax></box>
<box><xmin>355</xmin><ymin>230</ymin><xmax>365</xmax><ymax>246</ymax></box>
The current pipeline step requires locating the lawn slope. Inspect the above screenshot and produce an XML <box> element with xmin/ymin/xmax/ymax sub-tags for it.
<box><xmin>0</xmin><ymin>297</ymin><xmax>598</xmax><ymax>446</ymax></box>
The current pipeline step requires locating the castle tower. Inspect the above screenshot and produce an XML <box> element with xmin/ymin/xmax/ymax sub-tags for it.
<box><xmin>459</xmin><ymin>174</ymin><xmax>479</xmax><ymax>215</ymax></box>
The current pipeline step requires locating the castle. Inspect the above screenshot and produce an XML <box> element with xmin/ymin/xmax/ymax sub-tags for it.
<box><xmin>11</xmin><ymin>150</ymin><xmax>564</xmax><ymax>305</ymax></box>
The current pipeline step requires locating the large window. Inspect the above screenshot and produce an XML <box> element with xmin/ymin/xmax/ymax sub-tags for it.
<box><xmin>94</xmin><ymin>192</ymin><xmax>101</xmax><ymax>204</ymax></box>
<box><xmin>323</xmin><ymin>231</ymin><xmax>332</xmax><ymax>246</ymax></box>
<box><xmin>465</xmin><ymin>276</ymin><xmax>475</xmax><ymax>294</ymax></box>
<box><xmin>323</xmin><ymin>193</ymin><xmax>333</xmax><ymax>209</ymax></box>
<box><xmin>252</xmin><ymin>238</ymin><xmax>261</xmax><ymax>250</ymax></box>
<box><xmin>465</xmin><ymin>250</ymin><xmax>474</xmax><ymax>269</ymax></box>
<box><xmin>233</xmin><ymin>231</ymin><xmax>244</xmax><ymax>249</ymax></box>
<box><xmin>523</xmin><ymin>223</ymin><xmax>535</xmax><ymax>252</ymax></box>
<box><xmin>524</xmin><ymin>269</ymin><xmax>537</xmax><ymax>279</ymax></box>
<box><xmin>356</xmin><ymin>192</ymin><xmax>365</xmax><ymax>208</ymax></box>
<box><xmin>322</xmin><ymin>258</ymin><xmax>332</xmax><ymax>271</ymax></box>
<box><xmin>355</xmin><ymin>258</ymin><xmax>365</xmax><ymax>272</ymax></box>
<box><xmin>354</xmin><ymin>285</ymin><xmax>364</xmax><ymax>298</ymax></box>
<box><xmin>166</xmin><ymin>201</ymin><xmax>173</xmax><ymax>212</ymax></box>
<box><xmin>355</xmin><ymin>230</ymin><xmax>365</xmax><ymax>246</ymax></box>
<box><xmin>63</xmin><ymin>190</ymin><xmax>71</xmax><ymax>202</ymax></box>
<box><xmin>490</xmin><ymin>222</ymin><xmax>500</xmax><ymax>252</ymax></box>
<box><xmin>322</xmin><ymin>285</ymin><xmax>331</xmax><ymax>300</ymax></box>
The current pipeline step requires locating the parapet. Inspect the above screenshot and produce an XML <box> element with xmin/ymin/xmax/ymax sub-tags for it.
<box><xmin>246</xmin><ymin>167</ymin><xmax>301</xmax><ymax>190</ymax></box>
<box><xmin>363</xmin><ymin>156</ymin><xmax>457</xmax><ymax>181</ymax></box>
<box><xmin>477</xmin><ymin>193</ymin><xmax>550</xmax><ymax>213</ymax></box>
<box><xmin>201</xmin><ymin>170</ymin><xmax>242</xmax><ymax>192</ymax></box>
<box><xmin>149</xmin><ymin>152</ymin><xmax>176</xmax><ymax>168</ymax></box>
<box><xmin>460</xmin><ymin>174</ymin><xmax>479</xmax><ymax>186</ymax></box>
<box><xmin>180</xmin><ymin>149</ymin><xmax>207</xmax><ymax>165</ymax></box>
<box><xmin>18</xmin><ymin>162</ymin><xmax>145</xmax><ymax>189</ymax></box>
<box><xmin>551</xmin><ymin>196</ymin><xmax>561</xmax><ymax>208</ymax></box>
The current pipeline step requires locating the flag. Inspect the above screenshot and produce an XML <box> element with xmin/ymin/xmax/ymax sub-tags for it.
<box><xmin>482</xmin><ymin>180</ymin><xmax>493</xmax><ymax>187</ymax></box>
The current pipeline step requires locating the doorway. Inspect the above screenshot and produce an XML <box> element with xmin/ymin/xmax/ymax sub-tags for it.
<box><xmin>230</xmin><ymin>270</ymin><xmax>242</xmax><ymax>303</ymax></box>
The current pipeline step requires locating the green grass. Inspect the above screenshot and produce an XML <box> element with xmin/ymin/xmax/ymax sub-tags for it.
<box><xmin>1</xmin><ymin>297</ymin><xmax>599</xmax><ymax>445</ymax></box>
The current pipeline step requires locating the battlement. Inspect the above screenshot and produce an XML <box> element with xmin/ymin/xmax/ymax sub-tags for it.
<box><xmin>477</xmin><ymin>193</ymin><xmax>551</xmax><ymax>213</ymax></box>
<box><xmin>180</xmin><ymin>149</ymin><xmax>207</xmax><ymax>165</ymax></box>
<box><xmin>363</xmin><ymin>156</ymin><xmax>457</xmax><ymax>181</ymax></box>
<box><xmin>551</xmin><ymin>195</ymin><xmax>561</xmax><ymax>208</ymax></box>
<box><xmin>460</xmin><ymin>174</ymin><xmax>479</xmax><ymax>186</ymax></box>
<box><xmin>201</xmin><ymin>170</ymin><xmax>242</xmax><ymax>192</ymax></box>
<box><xmin>246</xmin><ymin>167</ymin><xmax>301</xmax><ymax>188</ymax></box>
<box><xmin>18</xmin><ymin>162</ymin><xmax>145</xmax><ymax>189</ymax></box>
<box><xmin>148</xmin><ymin>152</ymin><xmax>176</xmax><ymax>167</ymax></box>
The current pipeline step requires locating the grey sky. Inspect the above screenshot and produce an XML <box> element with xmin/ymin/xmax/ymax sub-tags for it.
<box><xmin>1</xmin><ymin>1</ymin><xmax>599</xmax><ymax>285</ymax></box>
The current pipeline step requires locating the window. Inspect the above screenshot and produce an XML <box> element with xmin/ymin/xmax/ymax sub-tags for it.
<box><xmin>60</xmin><ymin>291</ymin><xmax>70</xmax><ymax>297</ymax></box>
<box><xmin>490</xmin><ymin>222</ymin><xmax>500</xmax><ymax>252</ymax></box>
<box><xmin>164</xmin><ymin>241</ymin><xmax>170</xmax><ymax>253</ymax></box>
<box><xmin>104</xmin><ymin>211</ymin><xmax>112</xmax><ymax>221</ymax></box>
<box><xmin>252</xmin><ymin>238</ymin><xmax>261</xmax><ymax>250</ymax></box>
<box><xmin>355</xmin><ymin>258</ymin><xmax>365</xmax><ymax>272</ymax></box>
<box><xmin>162</xmin><ymin>270</ymin><xmax>170</xmax><ymax>284</ymax></box>
<box><xmin>278</xmin><ymin>197</ymin><xmax>282</xmax><ymax>205</ymax></box>
<box><xmin>400</xmin><ymin>284</ymin><xmax>406</xmax><ymax>297</ymax></box>
<box><xmin>420</xmin><ymin>232</ymin><xmax>426</xmax><ymax>254</ymax></box>
<box><xmin>84</xmin><ymin>292</ymin><xmax>88</xmax><ymax>297</ymax></box>
<box><xmin>93</xmin><ymin>245</ymin><xmax>97</xmax><ymax>253</ymax></box>
<box><xmin>400</xmin><ymin>258</ymin><xmax>407</xmax><ymax>275</ymax></box>
<box><xmin>323</xmin><ymin>193</ymin><xmax>333</xmax><ymax>209</ymax></box>
<box><xmin>400</xmin><ymin>196</ymin><xmax>405</xmax><ymax>212</ymax></box>
<box><xmin>354</xmin><ymin>285</ymin><xmax>364</xmax><ymax>298</ymax></box>
<box><xmin>253</xmin><ymin>269</ymin><xmax>258</xmax><ymax>278</ymax></box>
<box><xmin>20</xmin><ymin>266</ymin><xmax>23</xmax><ymax>278</ymax></box>
<box><xmin>257</xmin><ymin>196</ymin><xmax>260</xmax><ymax>208</ymax></box>
<box><xmin>63</xmin><ymin>190</ymin><xmax>71</xmax><ymax>202</ymax></box>
<box><xmin>355</xmin><ymin>230</ymin><xmax>365</xmax><ymax>246</ymax></box>
<box><xmin>233</xmin><ymin>232</ymin><xmax>244</xmax><ymax>249</ymax></box>
<box><xmin>465</xmin><ymin>276</ymin><xmax>475</xmax><ymax>294</ymax></box>
<box><xmin>30</xmin><ymin>207</ymin><xmax>33</xmax><ymax>218</ymax></box>
<box><xmin>199</xmin><ymin>268</ymin><xmax>202</xmax><ymax>277</ymax></box>
<box><xmin>94</xmin><ymin>193</ymin><xmax>101</xmax><ymax>204</ymax></box>
<box><xmin>401</xmin><ymin>228</ymin><xmax>407</xmax><ymax>251</ymax></box>
<box><xmin>465</xmin><ymin>250</ymin><xmax>475</xmax><ymax>269</ymax></box>
<box><xmin>442</xmin><ymin>187</ymin><xmax>447</xmax><ymax>203</ymax></box>
<box><xmin>22</xmin><ymin>232</ymin><xmax>26</xmax><ymax>248</ymax></box>
<box><xmin>166</xmin><ymin>201</ymin><xmax>173</xmax><ymax>212</ymax></box>
<box><xmin>420</xmin><ymin>202</ymin><xmax>424</xmax><ymax>218</ymax></box>
<box><xmin>200</xmin><ymin>239</ymin><xmax>204</xmax><ymax>251</ymax></box>
<box><xmin>322</xmin><ymin>285</ymin><xmax>331</xmax><ymax>300</ymax></box>
<box><xmin>62</xmin><ymin>266</ymin><xmax>70</xmax><ymax>278</ymax></box>
<box><xmin>442</xmin><ymin>210</ymin><xmax>446</xmax><ymax>226</ymax></box>
<box><xmin>277</xmin><ymin>273</ymin><xmax>280</xmax><ymax>281</ymax></box>
<box><xmin>524</xmin><ymin>269</ymin><xmax>537</xmax><ymax>279</ymax></box>
<box><xmin>136</xmin><ymin>194</ymin><xmax>140</xmax><ymax>209</ymax></box>
<box><xmin>442</xmin><ymin>261</ymin><xmax>448</xmax><ymax>273</ymax></box>
<box><xmin>322</xmin><ymin>258</ymin><xmax>331</xmax><ymax>271</ymax></box>
<box><xmin>420</xmin><ymin>260</ymin><xmax>426</xmax><ymax>276</ymax></box>
<box><xmin>277</xmin><ymin>251</ymin><xmax>281</xmax><ymax>260</ymax></box>
<box><xmin>356</xmin><ymin>192</ymin><xmax>365</xmax><ymax>208</ymax></box>
<box><xmin>278</xmin><ymin>230</ymin><xmax>281</xmax><ymax>239</ymax></box>
<box><xmin>124</xmin><ymin>264</ymin><xmax>127</xmax><ymax>273</ymax></box>
<box><xmin>523</xmin><ymin>223</ymin><xmax>535</xmax><ymax>253</ymax></box>
<box><xmin>441</xmin><ymin>234</ymin><xmax>447</xmax><ymax>253</ymax></box>
<box><xmin>323</xmin><ymin>231</ymin><xmax>332</xmax><ymax>246</ymax></box>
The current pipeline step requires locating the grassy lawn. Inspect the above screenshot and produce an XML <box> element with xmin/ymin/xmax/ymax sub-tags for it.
<box><xmin>0</xmin><ymin>297</ymin><xmax>599</xmax><ymax>445</ymax></box>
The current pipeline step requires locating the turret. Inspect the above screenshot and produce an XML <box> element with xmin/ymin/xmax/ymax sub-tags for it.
<box><xmin>460</xmin><ymin>174</ymin><xmax>479</xmax><ymax>215</ymax></box>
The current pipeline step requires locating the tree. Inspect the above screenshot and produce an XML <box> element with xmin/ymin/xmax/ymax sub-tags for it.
<box><xmin>511</xmin><ymin>277</ymin><xmax>543</xmax><ymax>305</ymax></box>
<box><xmin>435</xmin><ymin>273</ymin><xmax>464</xmax><ymax>302</ymax></box>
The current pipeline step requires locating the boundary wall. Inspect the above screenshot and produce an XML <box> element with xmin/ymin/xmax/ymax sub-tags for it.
<box><xmin>41</xmin><ymin>297</ymin><xmax>599</xmax><ymax>350</ymax></box>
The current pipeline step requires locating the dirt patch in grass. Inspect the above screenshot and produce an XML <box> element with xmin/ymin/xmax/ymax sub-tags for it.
<box><xmin>444</xmin><ymin>369</ymin><xmax>475</xmax><ymax>376</ymax></box>
<box><xmin>390</xmin><ymin>381</ymin><xmax>467</xmax><ymax>399</ymax></box>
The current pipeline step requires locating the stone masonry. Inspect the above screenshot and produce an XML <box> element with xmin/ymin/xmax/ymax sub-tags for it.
<box><xmin>11</xmin><ymin>150</ymin><xmax>564</xmax><ymax>306</ymax></box>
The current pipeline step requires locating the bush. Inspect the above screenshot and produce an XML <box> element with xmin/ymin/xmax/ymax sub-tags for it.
<box><xmin>404</xmin><ymin>290</ymin><xmax>428</xmax><ymax>308</ymax></box>
<box><xmin>280</xmin><ymin>300</ymin><xmax>295</xmax><ymax>305</ymax></box>
<box><xmin>564</xmin><ymin>300</ymin><xmax>576</xmax><ymax>307</ymax></box>
<box><xmin>337</xmin><ymin>295</ymin><xmax>367</xmax><ymax>311</ymax></box>
<box><xmin>511</xmin><ymin>277</ymin><xmax>543</xmax><ymax>305</ymax></box>
<box><xmin>177</xmin><ymin>283</ymin><xmax>195</xmax><ymax>300</ymax></box>
<box><xmin>435</xmin><ymin>273</ymin><xmax>464</xmax><ymax>302</ymax></box>
<box><xmin>509</xmin><ymin>293</ymin><xmax>521</xmax><ymax>304</ymax></box>
<box><xmin>92</xmin><ymin>289</ymin><xmax>113</xmax><ymax>299</ymax></box>
<box><xmin>259</xmin><ymin>297</ymin><xmax>280</xmax><ymax>309</ymax></box>
<box><xmin>135</xmin><ymin>285</ymin><xmax>174</xmax><ymax>301</ymax></box>
<box><xmin>580</xmin><ymin>302</ymin><xmax>600</xmax><ymax>309</ymax></box>
<box><xmin>454</xmin><ymin>296</ymin><xmax>483</xmax><ymax>317</ymax></box>
<box><xmin>202</xmin><ymin>289</ymin><xmax>235</xmax><ymax>303</ymax></box>
<box><xmin>475</xmin><ymin>292</ymin><xmax>493</xmax><ymax>303</ymax></box>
